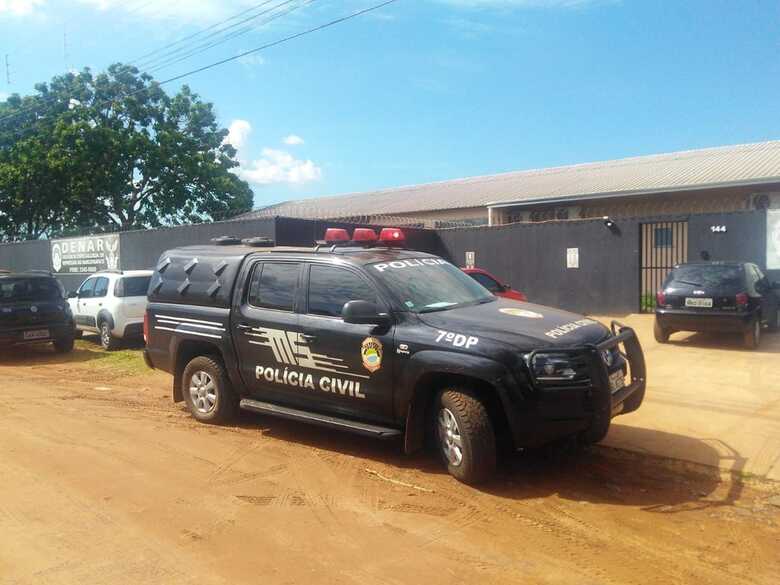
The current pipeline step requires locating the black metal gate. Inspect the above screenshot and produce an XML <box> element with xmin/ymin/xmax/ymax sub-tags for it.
<box><xmin>640</xmin><ymin>220</ymin><xmax>688</xmax><ymax>312</ymax></box>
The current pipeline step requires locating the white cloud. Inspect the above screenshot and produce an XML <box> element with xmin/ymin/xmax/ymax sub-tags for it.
<box><xmin>239</xmin><ymin>148</ymin><xmax>322</xmax><ymax>186</ymax></box>
<box><xmin>283</xmin><ymin>134</ymin><xmax>304</xmax><ymax>146</ymax></box>
<box><xmin>76</xmin><ymin>0</ymin><xmax>247</xmax><ymax>23</ymax></box>
<box><xmin>225</xmin><ymin>119</ymin><xmax>252</xmax><ymax>151</ymax></box>
<box><xmin>236</xmin><ymin>52</ymin><xmax>266</xmax><ymax>67</ymax></box>
<box><xmin>0</xmin><ymin>92</ymin><xmax>9</xmax><ymax>101</ymax></box>
<box><xmin>0</xmin><ymin>0</ymin><xmax>44</xmax><ymax>16</ymax></box>
<box><xmin>226</xmin><ymin>120</ymin><xmax>321</xmax><ymax>187</ymax></box>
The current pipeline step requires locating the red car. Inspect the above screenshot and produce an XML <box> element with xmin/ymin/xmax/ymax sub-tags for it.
<box><xmin>462</xmin><ymin>267</ymin><xmax>527</xmax><ymax>301</ymax></box>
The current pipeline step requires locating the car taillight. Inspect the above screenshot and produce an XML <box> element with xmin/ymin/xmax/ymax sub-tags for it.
<box><xmin>656</xmin><ymin>291</ymin><xmax>666</xmax><ymax>306</ymax></box>
<box><xmin>143</xmin><ymin>310</ymin><xmax>150</xmax><ymax>343</ymax></box>
<box><xmin>736</xmin><ymin>292</ymin><xmax>749</xmax><ymax>311</ymax></box>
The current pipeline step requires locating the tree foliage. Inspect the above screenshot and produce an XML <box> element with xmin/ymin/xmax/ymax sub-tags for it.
<box><xmin>0</xmin><ymin>64</ymin><xmax>253</xmax><ymax>241</ymax></box>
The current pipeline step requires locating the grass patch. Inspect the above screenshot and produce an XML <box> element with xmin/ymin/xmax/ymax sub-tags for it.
<box><xmin>74</xmin><ymin>340</ymin><xmax>149</xmax><ymax>376</ymax></box>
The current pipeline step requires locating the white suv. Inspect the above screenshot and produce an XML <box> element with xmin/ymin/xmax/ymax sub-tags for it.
<box><xmin>68</xmin><ymin>270</ymin><xmax>153</xmax><ymax>350</ymax></box>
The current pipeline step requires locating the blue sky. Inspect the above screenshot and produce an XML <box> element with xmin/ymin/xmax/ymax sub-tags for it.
<box><xmin>1</xmin><ymin>0</ymin><xmax>779</xmax><ymax>209</ymax></box>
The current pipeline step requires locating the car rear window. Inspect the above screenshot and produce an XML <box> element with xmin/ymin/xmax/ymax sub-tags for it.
<box><xmin>0</xmin><ymin>278</ymin><xmax>63</xmax><ymax>302</ymax></box>
<box><xmin>116</xmin><ymin>276</ymin><xmax>151</xmax><ymax>297</ymax></box>
<box><xmin>667</xmin><ymin>265</ymin><xmax>745</xmax><ymax>289</ymax></box>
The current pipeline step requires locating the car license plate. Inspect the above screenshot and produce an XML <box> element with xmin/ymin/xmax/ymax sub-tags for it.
<box><xmin>608</xmin><ymin>370</ymin><xmax>625</xmax><ymax>393</ymax></box>
<box><xmin>685</xmin><ymin>297</ymin><xmax>713</xmax><ymax>308</ymax></box>
<box><xmin>23</xmin><ymin>329</ymin><xmax>50</xmax><ymax>340</ymax></box>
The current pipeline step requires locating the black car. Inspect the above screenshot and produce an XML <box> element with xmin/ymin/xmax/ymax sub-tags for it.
<box><xmin>143</xmin><ymin>228</ymin><xmax>646</xmax><ymax>484</ymax></box>
<box><xmin>654</xmin><ymin>262</ymin><xmax>780</xmax><ymax>349</ymax></box>
<box><xmin>0</xmin><ymin>271</ymin><xmax>76</xmax><ymax>353</ymax></box>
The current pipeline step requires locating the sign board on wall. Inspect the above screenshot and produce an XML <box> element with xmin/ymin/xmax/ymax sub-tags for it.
<box><xmin>465</xmin><ymin>251</ymin><xmax>476</xmax><ymax>269</ymax></box>
<box><xmin>768</xmin><ymin>210</ymin><xmax>780</xmax><ymax>270</ymax></box>
<box><xmin>50</xmin><ymin>234</ymin><xmax>120</xmax><ymax>274</ymax></box>
<box><xmin>566</xmin><ymin>248</ymin><xmax>579</xmax><ymax>269</ymax></box>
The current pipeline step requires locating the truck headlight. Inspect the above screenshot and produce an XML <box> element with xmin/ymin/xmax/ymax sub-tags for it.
<box><xmin>529</xmin><ymin>353</ymin><xmax>581</xmax><ymax>381</ymax></box>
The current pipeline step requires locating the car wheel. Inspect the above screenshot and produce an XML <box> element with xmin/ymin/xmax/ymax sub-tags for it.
<box><xmin>744</xmin><ymin>319</ymin><xmax>761</xmax><ymax>350</ymax></box>
<box><xmin>99</xmin><ymin>321</ymin><xmax>120</xmax><ymax>351</ymax></box>
<box><xmin>653</xmin><ymin>319</ymin><xmax>670</xmax><ymax>343</ymax></box>
<box><xmin>182</xmin><ymin>356</ymin><xmax>238</xmax><ymax>424</ymax></box>
<box><xmin>53</xmin><ymin>335</ymin><xmax>74</xmax><ymax>354</ymax></box>
<box><xmin>435</xmin><ymin>388</ymin><xmax>496</xmax><ymax>485</ymax></box>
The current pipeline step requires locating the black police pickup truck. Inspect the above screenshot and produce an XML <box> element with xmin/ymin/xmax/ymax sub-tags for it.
<box><xmin>0</xmin><ymin>270</ymin><xmax>75</xmax><ymax>353</ymax></box>
<box><xmin>144</xmin><ymin>228</ymin><xmax>646</xmax><ymax>484</ymax></box>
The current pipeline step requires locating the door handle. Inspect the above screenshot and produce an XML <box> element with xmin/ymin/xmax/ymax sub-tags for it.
<box><xmin>300</xmin><ymin>334</ymin><xmax>317</xmax><ymax>342</ymax></box>
<box><xmin>236</xmin><ymin>323</ymin><xmax>252</xmax><ymax>330</ymax></box>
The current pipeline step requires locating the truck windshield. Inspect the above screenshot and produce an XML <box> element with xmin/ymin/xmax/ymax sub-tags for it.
<box><xmin>0</xmin><ymin>278</ymin><xmax>63</xmax><ymax>303</ymax></box>
<box><xmin>369</xmin><ymin>258</ymin><xmax>494</xmax><ymax>313</ymax></box>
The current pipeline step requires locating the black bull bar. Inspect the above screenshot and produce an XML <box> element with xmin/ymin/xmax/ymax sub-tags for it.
<box><xmin>592</xmin><ymin>321</ymin><xmax>647</xmax><ymax>415</ymax></box>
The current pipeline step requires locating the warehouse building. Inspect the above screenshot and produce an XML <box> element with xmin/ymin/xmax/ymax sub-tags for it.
<box><xmin>240</xmin><ymin>140</ymin><xmax>780</xmax><ymax>228</ymax></box>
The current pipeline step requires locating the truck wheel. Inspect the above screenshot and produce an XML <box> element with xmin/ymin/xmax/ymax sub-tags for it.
<box><xmin>581</xmin><ymin>401</ymin><xmax>611</xmax><ymax>445</ymax></box>
<box><xmin>435</xmin><ymin>388</ymin><xmax>496</xmax><ymax>485</ymax></box>
<box><xmin>53</xmin><ymin>335</ymin><xmax>74</xmax><ymax>354</ymax></box>
<box><xmin>653</xmin><ymin>320</ymin><xmax>670</xmax><ymax>343</ymax></box>
<box><xmin>99</xmin><ymin>321</ymin><xmax>120</xmax><ymax>351</ymax></box>
<box><xmin>182</xmin><ymin>356</ymin><xmax>238</xmax><ymax>424</ymax></box>
<box><xmin>744</xmin><ymin>319</ymin><xmax>761</xmax><ymax>350</ymax></box>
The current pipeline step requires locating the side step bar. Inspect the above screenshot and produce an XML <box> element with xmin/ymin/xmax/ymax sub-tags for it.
<box><xmin>239</xmin><ymin>398</ymin><xmax>402</xmax><ymax>439</ymax></box>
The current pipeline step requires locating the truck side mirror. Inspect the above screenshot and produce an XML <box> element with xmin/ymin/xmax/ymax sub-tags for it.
<box><xmin>68</xmin><ymin>291</ymin><xmax>78</xmax><ymax>299</ymax></box>
<box><xmin>342</xmin><ymin>300</ymin><xmax>390</xmax><ymax>326</ymax></box>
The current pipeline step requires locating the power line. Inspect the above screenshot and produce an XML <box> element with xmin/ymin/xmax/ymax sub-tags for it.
<box><xmin>145</xmin><ymin>0</ymin><xmax>316</xmax><ymax>75</ymax></box>
<box><xmin>0</xmin><ymin>0</ymin><xmax>401</xmax><ymax>126</ymax></box>
<box><xmin>157</xmin><ymin>0</ymin><xmax>400</xmax><ymax>86</ymax></box>
<box><xmin>129</xmin><ymin>0</ymin><xmax>281</xmax><ymax>68</ymax></box>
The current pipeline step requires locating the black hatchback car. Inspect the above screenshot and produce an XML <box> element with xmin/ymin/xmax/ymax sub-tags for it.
<box><xmin>655</xmin><ymin>262</ymin><xmax>780</xmax><ymax>349</ymax></box>
<box><xmin>0</xmin><ymin>271</ymin><xmax>76</xmax><ymax>353</ymax></box>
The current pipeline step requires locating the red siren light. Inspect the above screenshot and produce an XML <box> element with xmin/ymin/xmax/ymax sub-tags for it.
<box><xmin>324</xmin><ymin>228</ymin><xmax>350</xmax><ymax>243</ymax></box>
<box><xmin>352</xmin><ymin>228</ymin><xmax>378</xmax><ymax>243</ymax></box>
<box><xmin>379</xmin><ymin>227</ymin><xmax>405</xmax><ymax>245</ymax></box>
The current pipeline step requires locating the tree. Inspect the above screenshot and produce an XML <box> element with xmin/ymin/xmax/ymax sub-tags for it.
<box><xmin>0</xmin><ymin>63</ymin><xmax>253</xmax><ymax>240</ymax></box>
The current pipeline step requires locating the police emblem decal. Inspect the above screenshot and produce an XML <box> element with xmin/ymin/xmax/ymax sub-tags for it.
<box><xmin>361</xmin><ymin>337</ymin><xmax>383</xmax><ymax>373</ymax></box>
<box><xmin>500</xmin><ymin>308</ymin><xmax>543</xmax><ymax>319</ymax></box>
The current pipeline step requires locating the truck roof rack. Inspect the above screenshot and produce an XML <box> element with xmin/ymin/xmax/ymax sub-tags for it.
<box><xmin>23</xmin><ymin>269</ymin><xmax>54</xmax><ymax>276</ymax></box>
<box><xmin>96</xmin><ymin>269</ymin><xmax>124</xmax><ymax>275</ymax></box>
<box><xmin>242</xmin><ymin>237</ymin><xmax>275</xmax><ymax>247</ymax></box>
<box><xmin>211</xmin><ymin>236</ymin><xmax>242</xmax><ymax>246</ymax></box>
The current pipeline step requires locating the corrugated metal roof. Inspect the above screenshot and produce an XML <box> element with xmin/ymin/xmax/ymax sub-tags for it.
<box><xmin>240</xmin><ymin>140</ymin><xmax>780</xmax><ymax>219</ymax></box>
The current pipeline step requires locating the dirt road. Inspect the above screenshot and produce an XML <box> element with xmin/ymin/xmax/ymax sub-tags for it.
<box><xmin>2</xmin><ymin>342</ymin><xmax>779</xmax><ymax>585</ymax></box>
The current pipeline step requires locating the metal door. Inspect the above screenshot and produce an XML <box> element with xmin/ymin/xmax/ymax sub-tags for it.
<box><xmin>640</xmin><ymin>221</ymin><xmax>688</xmax><ymax>312</ymax></box>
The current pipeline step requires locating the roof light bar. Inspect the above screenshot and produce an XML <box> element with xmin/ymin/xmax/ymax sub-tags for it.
<box><xmin>352</xmin><ymin>228</ymin><xmax>378</xmax><ymax>242</ymax></box>
<box><xmin>324</xmin><ymin>228</ymin><xmax>350</xmax><ymax>244</ymax></box>
<box><xmin>379</xmin><ymin>227</ymin><xmax>405</xmax><ymax>245</ymax></box>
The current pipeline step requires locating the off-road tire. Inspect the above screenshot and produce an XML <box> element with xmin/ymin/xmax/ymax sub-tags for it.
<box><xmin>182</xmin><ymin>356</ymin><xmax>238</xmax><ymax>424</ymax></box>
<box><xmin>99</xmin><ymin>321</ymin><xmax>120</xmax><ymax>351</ymax></box>
<box><xmin>435</xmin><ymin>388</ymin><xmax>496</xmax><ymax>485</ymax></box>
<box><xmin>53</xmin><ymin>335</ymin><xmax>74</xmax><ymax>354</ymax></box>
<box><xmin>744</xmin><ymin>318</ymin><xmax>761</xmax><ymax>350</ymax></box>
<box><xmin>653</xmin><ymin>320</ymin><xmax>670</xmax><ymax>343</ymax></box>
<box><xmin>581</xmin><ymin>401</ymin><xmax>611</xmax><ymax>445</ymax></box>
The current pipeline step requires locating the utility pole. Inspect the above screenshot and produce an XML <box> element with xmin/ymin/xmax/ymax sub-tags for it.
<box><xmin>4</xmin><ymin>54</ymin><xmax>10</xmax><ymax>85</ymax></box>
